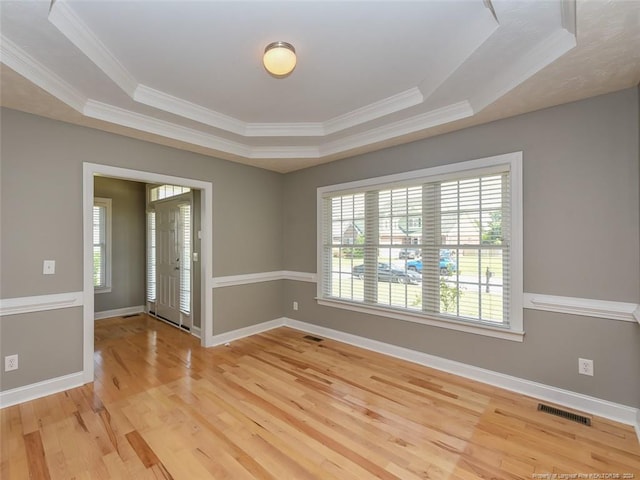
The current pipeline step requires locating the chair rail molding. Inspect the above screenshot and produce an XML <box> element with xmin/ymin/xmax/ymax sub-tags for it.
<box><xmin>0</xmin><ymin>292</ymin><xmax>84</xmax><ymax>317</ymax></box>
<box><xmin>524</xmin><ymin>293</ymin><xmax>639</xmax><ymax>323</ymax></box>
<box><xmin>211</xmin><ymin>270</ymin><xmax>316</xmax><ymax>288</ymax></box>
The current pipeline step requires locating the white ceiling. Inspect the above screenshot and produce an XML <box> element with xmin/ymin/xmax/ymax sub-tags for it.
<box><xmin>1</xmin><ymin>0</ymin><xmax>639</xmax><ymax>173</ymax></box>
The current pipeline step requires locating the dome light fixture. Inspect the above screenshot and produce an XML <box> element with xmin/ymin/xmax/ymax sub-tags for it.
<box><xmin>263</xmin><ymin>41</ymin><xmax>296</xmax><ymax>77</ymax></box>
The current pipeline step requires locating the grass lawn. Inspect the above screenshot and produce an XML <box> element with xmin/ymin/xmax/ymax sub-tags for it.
<box><xmin>329</xmin><ymin>249</ymin><xmax>505</xmax><ymax>323</ymax></box>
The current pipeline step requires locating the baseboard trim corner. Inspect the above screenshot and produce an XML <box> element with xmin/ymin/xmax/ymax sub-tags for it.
<box><xmin>191</xmin><ymin>325</ymin><xmax>202</xmax><ymax>338</ymax></box>
<box><xmin>205</xmin><ymin>318</ymin><xmax>285</xmax><ymax>347</ymax></box>
<box><xmin>0</xmin><ymin>372</ymin><xmax>85</xmax><ymax>409</ymax></box>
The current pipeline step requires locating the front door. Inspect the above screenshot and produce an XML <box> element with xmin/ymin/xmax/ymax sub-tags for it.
<box><xmin>155</xmin><ymin>199</ymin><xmax>182</xmax><ymax>325</ymax></box>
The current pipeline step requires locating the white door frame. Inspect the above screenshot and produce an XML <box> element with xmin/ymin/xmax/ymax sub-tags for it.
<box><xmin>83</xmin><ymin>163</ymin><xmax>214</xmax><ymax>384</ymax></box>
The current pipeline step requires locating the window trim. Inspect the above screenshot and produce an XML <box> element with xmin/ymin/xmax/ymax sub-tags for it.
<box><xmin>93</xmin><ymin>197</ymin><xmax>112</xmax><ymax>294</ymax></box>
<box><xmin>316</xmin><ymin>151</ymin><xmax>523</xmax><ymax>341</ymax></box>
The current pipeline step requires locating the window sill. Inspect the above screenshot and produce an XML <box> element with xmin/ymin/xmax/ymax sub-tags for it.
<box><xmin>94</xmin><ymin>287</ymin><xmax>112</xmax><ymax>295</ymax></box>
<box><xmin>316</xmin><ymin>298</ymin><xmax>524</xmax><ymax>342</ymax></box>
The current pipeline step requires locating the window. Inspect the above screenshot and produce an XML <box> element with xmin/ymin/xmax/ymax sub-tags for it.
<box><xmin>179</xmin><ymin>203</ymin><xmax>191</xmax><ymax>314</ymax></box>
<box><xmin>93</xmin><ymin>198</ymin><xmax>112</xmax><ymax>292</ymax></box>
<box><xmin>317</xmin><ymin>152</ymin><xmax>523</xmax><ymax>340</ymax></box>
<box><xmin>149</xmin><ymin>184</ymin><xmax>191</xmax><ymax>202</ymax></box>
<box><xmin>146</xmin><ymin>210</ymin><xmax>156</xmax><ymax>302</ymax></box>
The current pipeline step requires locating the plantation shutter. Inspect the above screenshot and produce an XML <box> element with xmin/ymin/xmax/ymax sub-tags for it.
<box><xmin>93</xmin><ymin>204</ymin><xmax>106</xmax><ymax>288</ymax></box>
<box><xmin>179</xmin><ymin>203</ymin><xmax>191</xmax><ymax>314</ymax></box>
<box><xmin>146</xmin><ymin>211</ymin><xmax>156</xmax><ymax>302</ymax></box>
<box><xmin>321</xmin><ymin>167</ymin><xmax>511</xmax><ymax>328</ymax></box>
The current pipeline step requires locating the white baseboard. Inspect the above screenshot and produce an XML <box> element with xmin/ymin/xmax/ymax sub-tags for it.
<box><xmin>0</xmin><ymin>372</ymin><xmax>85</xmax><ymax>409</ymax></box>
<box><xmin>191</xmin><ymin>325</ymin><xmax>202</xmax><ymax>338</ymax></box>
<box><xmin>205</xmin><ymin>318</ymin><xmax>285</xmax><ymax>347</ymax></box>
<box><xmin>280</xmin><ymin>318</ymin><xmax>639</xmax><ymax>432</ymax></box>
<box><xmin>208</xmin><ymin>317</ymin><xmax>638</xmax><ymax>434</ymax></box>
<box><xmin>94</xmin><ymin>305</ymin><xmax>145</xmax><ymax>320</ymax></box>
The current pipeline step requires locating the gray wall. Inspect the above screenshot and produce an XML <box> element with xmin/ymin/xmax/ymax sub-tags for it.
<box><xmin>94</xmin><ymin>177</ymin><xmax>146</xmax><ymax>314</ymax></box>
<box><xmin>0</xmin><ymin>108</ymin><xmax>284</xmax><ymax>391</ymax></box>
<box><xmin>282</xmin><ymin>88</ymin><xmax>640</xmax><ymax>407</ymax></box>
<box><xmin>1</xmin><ymin>88</ymin><xmax>639</xmax><ymax>407</ymax></box>
<box><xmin>213</xmin><ymin>281</ymin><xmax>283</xmax><ymax>333</ymax></box>
<box><xmin>0</xmin><ymin>309</ymin><xmax>83</xmax><ymax>391</ymax></box>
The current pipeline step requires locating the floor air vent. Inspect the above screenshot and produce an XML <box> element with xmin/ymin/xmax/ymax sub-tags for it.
<box><xmin>122</xmin><ymin>314</ymin><xmax>140</xmax><ymax>319</ymax></box>
<box><xmin>537</xmin><ymin>403</ymin><xmax>591</xmax><ymax>426</ymax></box>
<box><xmin>303</xmin><ymin>335</ymin><xmax>324</xmax><ymax>342</ymax></box>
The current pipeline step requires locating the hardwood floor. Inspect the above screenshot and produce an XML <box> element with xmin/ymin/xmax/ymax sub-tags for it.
<box><xmin>2</xmin><ymin>313</ymin><xmax>639</xmax><ymax>479</ymax></box>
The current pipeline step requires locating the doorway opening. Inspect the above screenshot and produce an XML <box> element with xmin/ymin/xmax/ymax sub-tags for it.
<box><xmin>83</xmin><ymin>163</ymin><xmax>214</xmax><ymax>385</ymax></box>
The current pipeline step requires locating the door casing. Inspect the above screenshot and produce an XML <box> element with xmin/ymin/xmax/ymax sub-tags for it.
<box><xmin>83</xmin><ymin>163</ymin><xmax>214</xmax><ymax>384</ymax></box>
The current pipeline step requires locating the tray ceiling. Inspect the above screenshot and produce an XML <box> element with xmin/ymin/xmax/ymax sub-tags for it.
<box><xmin>1</xmin><ymin>0</ymin><xmax>639</xmax><ymax>172</ymax></box>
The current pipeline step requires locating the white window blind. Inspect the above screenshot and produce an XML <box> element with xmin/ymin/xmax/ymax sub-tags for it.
<box><xmin>93</xmin><ymin>198</ymin><xmax>111</xmax><ymax>291</ymax></box>
<box><xmin>179</xmin><ymin>203</ymin><xmax>191</xmax><ymax>314</ymax></box>
<box><xmin>146</xmin><ymin>211</ymin><xmax>156</xmax><ymax>302</ymax></box>
<box><xmin>318</xmin><ymin>153</ymin><xmax>522</xmax><ymax>337</ymax></box>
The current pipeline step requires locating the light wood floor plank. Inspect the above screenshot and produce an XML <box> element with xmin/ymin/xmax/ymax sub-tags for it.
<box><xmin>24</xmin><ymin>430</ymin><xmax>52</xmax><ymax>480</ymax></box>
<box><xmin>1</xmin><ymin>314</ymin><xmax>639</xmax><ymax>479</ymax></box>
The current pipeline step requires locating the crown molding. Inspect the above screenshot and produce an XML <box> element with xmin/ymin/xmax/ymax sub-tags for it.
<box><xmin>48</xmin><ymin>0</ymin><xmax>138</xmax><ymax>96</ymax></box>
<box><xmin>133</xmin><ymin>84</ymin><xmax>246</xmax><ymax>136</ymax></box>
<box><xmin>131</xmin><ymin>83</ymin><xmax>428</xmax><ymax>139</ymax></box>
<box><xmin>0</xmin><ymin>35</ymin><xmax>87</xmax><ymax>112</ymax></box>
<box><xmin>1</xmin><ymin>34</ymin><xmax>476</xmax><ymax>162</ymax></box>
<box><xmin>13</xmin><ymin>0</ymin><xmax>578</xmax><ymax>165</ymax></box>
<box><xmin>43</xmin><ymin>2</ymin><xmax>434</xmax><ymax>139</ymax></box>
<box><xmin>83</xmin><ymin>100</ymin><xmax>252</xmax><ymax>157</ymax></box>
<box><xmin>323</xmin><ymin>87</ymin><xmax>424</xmax><ymax>135</ymax></box>
<box><xmin>249</xmin><ymin>145</ymin><xmax>320</xmax><ymax>159</ymax></box>
<box><xmin>320</xmin><ymin>100</ymin><xmax>474</xmax><ymax>157</ymax></box>
<box><xmin>4</xmin><ymin>16</ymin><xmax>569</xmax><ymax>163</ymax></box>
<box><xmin>245</xmin><ymin>122</ymin><xmax>325</xmax><ymax>137</ymax></box>
<box><xmin>470</xmin><ymin>26</ymin><xmax>577</xmax><ymax>112</ymax></box>
<box><xmin>245</xmin><ymin>87</ymin><xmax>425</xmax><ymax>137</ymax></box>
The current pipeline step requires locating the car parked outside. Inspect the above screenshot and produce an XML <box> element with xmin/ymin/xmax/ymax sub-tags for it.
<box><xmin>406</xmin><ymin>251</ymin><xmax>457</xmax><ymax>275</ymax></box>
<box><xmin>352</xmin><ymin>263</ymin><xmax>422</xmax><ymax>284</ymax></box>
<box><xmin>398</xmin><ymin>248</ymin><xmax>420</xmax><ymax>259</ymax></box>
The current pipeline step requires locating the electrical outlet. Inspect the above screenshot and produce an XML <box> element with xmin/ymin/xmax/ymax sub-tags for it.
<box><xmin>293</xmin><ymin>301</ymin><xmax>299</xmax><ymax>311</ymax></box>
<box><xmin>578</xmin><ymin>358</ymin><xmax>593</xmax><ymax>376</ymax></box>
<box><xmin>5</xmin><ymin>354</ymin><xmax>18</xmax><ymax>372</ymax></box>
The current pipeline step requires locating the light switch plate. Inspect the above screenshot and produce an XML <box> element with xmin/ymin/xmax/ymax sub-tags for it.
<box><xmin>43</xmin><ymin>260</ymin><xmax>56</xmax><ymax>275</ymax></box>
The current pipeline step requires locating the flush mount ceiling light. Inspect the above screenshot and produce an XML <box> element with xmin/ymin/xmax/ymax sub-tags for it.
<box><xmin>263</xmin><ymin>41</ymin><xmax>296</xmax><ymax>77</ymax></box>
